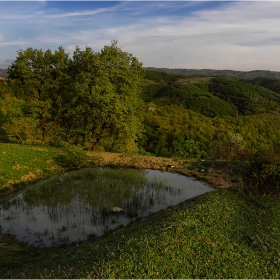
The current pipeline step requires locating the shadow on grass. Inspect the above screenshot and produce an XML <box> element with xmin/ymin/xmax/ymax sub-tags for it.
<box><xmin>53</xmin><ymin>148</ymin><xmax>96</xmax><ymax>170</ymax></box>
<box><xmin>189</xmin><ymin>160</ymin><xmax>249</xmax><ymax>174</ymax></box>
<box><xmin>238</xmin><ymin>191</ymin><xmax>280</xmax><ymax>253</ymax></box>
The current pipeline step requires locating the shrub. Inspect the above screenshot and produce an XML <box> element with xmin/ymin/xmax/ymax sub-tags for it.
<box><xmin>246</xmin><ymin>150</ymin><xmax>280</xmax><ymax>195</ymax></box>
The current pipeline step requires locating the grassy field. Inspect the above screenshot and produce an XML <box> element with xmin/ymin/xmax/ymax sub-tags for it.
<box><xmin>0</xmin><ymin>143</ymin><xmax>280</xmax><ymax>278</ymax></box>
<box><xmin>0</xmin><ymin>143</ymin><xmax>97</xmax><ymax>196</ymax></box>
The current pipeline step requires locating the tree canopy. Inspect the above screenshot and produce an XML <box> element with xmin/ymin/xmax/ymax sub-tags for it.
<box><xmin>5</xmin><ymin>41</ymin><xmax>145</xmax><ymax>152</ymax></box>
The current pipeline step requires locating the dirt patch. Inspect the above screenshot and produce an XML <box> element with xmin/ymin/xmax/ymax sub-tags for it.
<box><xmin>12</xmin><ymin>162</ymin><xmax>28</xmax><ymax>170</ymax></box>
<box><xmin>20</xmin><ymin>171</ymin><xmax>38</xmax><ymax>182</ymax></box>
<box><xmin>88</xmin><ymin>152</ymin><xmax>188</xmax><ymax>170</ymax></box>
<box><xmin>87</xmin><ymin>152</ymin><xmax>246</xmax><ymax>189</ymax></box>
<box><xmin>24</xmin><ymin>147</ymin><xmax>47</xmax><ymax>151</ymax></box>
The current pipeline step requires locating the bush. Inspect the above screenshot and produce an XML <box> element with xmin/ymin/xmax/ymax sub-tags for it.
<box><xmin>171</xmin><ymin>134</ymin><xmax>207</xmax><ymax>159</ymax></box>
<box><xmin>246</xmin><ymin>150</ymin><xmax>280</xmax><ymax>195</ymax></box>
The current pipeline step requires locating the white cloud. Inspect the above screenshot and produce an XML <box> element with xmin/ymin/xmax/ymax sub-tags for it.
<box><xmin>1</xmin><ymin>1</ymin><xmax>280</xmax><ymax>71</ymax></box>
<box><xmin>106</xmin><ymin>1</ymin><xmax>280</xmax><ymax>71</ymax></box>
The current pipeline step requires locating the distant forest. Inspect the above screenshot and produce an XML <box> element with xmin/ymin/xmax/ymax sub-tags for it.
<box><xmin>145</xmin><ymin>67</ymin><xmax>280</xmax><ymax>79</ymax></box>
<box><xmin>2</xmin><ymin>67</ymin><xmax>280</xmax><ymax>79</ymax></box>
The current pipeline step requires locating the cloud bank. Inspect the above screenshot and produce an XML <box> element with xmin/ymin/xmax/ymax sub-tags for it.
<box><xmin>0</xmin><ymin>1</ymin><xmax>280</xmax><ymax>71</ymax></box>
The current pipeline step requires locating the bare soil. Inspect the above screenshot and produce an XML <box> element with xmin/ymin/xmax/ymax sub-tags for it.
<box><xmin>88</xmin><ymin>152</ymin><xmax>248</xmax><ymax>189</ymax></box>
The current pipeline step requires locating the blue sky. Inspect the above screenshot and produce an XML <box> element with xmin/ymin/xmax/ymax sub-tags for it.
<box><xmin>1</xmin><ymin>1</ymin><xmax>280</xmax><ymax>71</ymax></box>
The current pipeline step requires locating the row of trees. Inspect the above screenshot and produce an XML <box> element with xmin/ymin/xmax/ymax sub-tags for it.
<box><xmin>2</xmin><ymin>41</ymin><xmax>145</xmax><ymax>152</ymax></box>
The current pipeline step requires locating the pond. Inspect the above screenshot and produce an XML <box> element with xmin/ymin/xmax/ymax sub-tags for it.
<box><xmin>0</xmin><ymin>167</ymin><xmax>214</xmax><ymax>247</ymax></box>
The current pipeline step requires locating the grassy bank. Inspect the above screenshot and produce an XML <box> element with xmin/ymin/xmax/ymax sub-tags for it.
<box><xmin>1</xmin><ymin>188</ymin><xmax>280</xmax><ymax>278</ymax></box>
<box><xmin>0</xmin><ymin>143</ymin><xmax>96</xmax><ymax>197</ymax></box>
<box><xmin>1</xmin><ymin>143</ymin><xmax>279</xmax><ymax>278</ymax></box>
<box><xmin>0</xmin><ymin>143</ymin><xmax>247</xmax><ymax>197</ymax></box>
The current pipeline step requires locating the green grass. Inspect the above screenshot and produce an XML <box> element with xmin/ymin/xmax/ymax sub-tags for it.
<box><xmin>1</xmin><ymin>143</ymin><xmax>280</xmax><ymax>278</ymax></box>
<box><xmin>0</xmin><ymin>143</ymin><xmax>96</xmax><ymax>196</ymax></box>
<box><xmin>1</xmin><ymin>188</ymin><xmax>280</xmax><ymax>278</ymax></box>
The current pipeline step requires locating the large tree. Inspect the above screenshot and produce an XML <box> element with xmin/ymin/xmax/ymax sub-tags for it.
<box><xmin>8</xmin><ymin>47</ymin><xmax>70</xmax><ymax>140</ymax></box>
<box><xmin>68</xmin><ymin>41</ymin><xmax>145</xmax><ymax>152</ymax></box>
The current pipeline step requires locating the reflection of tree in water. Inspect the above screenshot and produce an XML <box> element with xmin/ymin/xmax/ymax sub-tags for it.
<box><xmin>123</xmin><ymin>179</ymin><xmax>183</xmax><ymax>218</ymax></box>
<box><xmin>23</xmin><ymin>168</ymin><xmax>147</xmax><ymax>209</ymax></box>
<box><xmin>21</xmin><ymin>167</ymin><xmax>183</xmax><ymax>222</ymax></box>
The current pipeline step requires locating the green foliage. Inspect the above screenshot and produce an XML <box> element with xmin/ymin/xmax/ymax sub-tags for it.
<box><xmin>5</xmin><ymin>42</ymin><xmax>145</xmax><ymax>153</ymax></box>
<box><xmin>142</xmin><ymin>81</ymin><xmax>239</xmax><ymax>117</ymax></box>
<box><xmin>142</xmin><ymin>74</ymin><xmax>280</xmax><ymax>118</ymax></box>
<box><xmin>4</xmin><ymin>59</ymin><xmax>280</xmax><ymax>163</ymax></box>
<box><xmin>140</xmin><ymin>102</ymin><xmax>280</xmax><ymax>161</ymax></box>
<box><xmin>141</xmin><ymin>83</ymin><xmax>167</xmax><ymax>102</ymax></box>
<box><xmin>7</xmin><ymin>47</ymin><xmax>70</xmax><ymax>140</ymax></box>
<box><xmin>154</xmin><ymin>83</ymin><xmax>238</xmax><ymax>117</ymax></box>
<box><xmin>141</xmin><ymin>105</ymin><xmax>212</xmax><ymax>159</ymax></box>
<box><xmin>0</xmin><ymin>96</ymin><xmax>38</xmax><ymax>143</ymax></box>
<box><xmin>144</xmin><ymin>69</ymin><xmax>186</xmax><ymax>83</ymax></box>
<box><xmin>214</xmin><ymin>132</ymin><xmax>248</xmax><ymax>161</ymax></box>
<box><xmin>241</xmin><ymin>77</ymin><xmax>280</xmax><ymax>97</ymax></box>
<box><xmin>66</xmin><ymin>42</ymin><xmax>145</xmax><ymax>152</ymax></box>
<box><xmin>145</xmin><ymin>67</ymin><xmax>280</xmax><ymax>79</ymax></box>
<box><xmin>170</xmin><ymin>134</ymin><xmax>207</xmax><ymax>159</ymax></box>
<box><xmin>0</xmin><ymin>79</ymin><xmax>11</xmax><ymax>98</ymax></box>
<box><xmin>246</xmin><ymin>150</ymin><xmax>280</xmax><ymax>194</ymax></box>
<box><xmin>209</xmin><ymin>77</ymin><xmax>279</xmax><ymax>115</ymax></box>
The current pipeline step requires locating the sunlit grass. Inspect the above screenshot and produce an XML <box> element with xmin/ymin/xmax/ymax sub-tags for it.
<box><xmin>0</xmin><ymin>143</ymin><xmax>96</xmax><ymax>196</ymax></box>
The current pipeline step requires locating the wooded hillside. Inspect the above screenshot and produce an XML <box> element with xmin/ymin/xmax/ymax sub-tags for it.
<box><xmin>140</xmin><ymin>70</ymin><xmax>280</xmax><ymax>161</ymax></box>
<box><xmin>1</xmin><ymin>48</ymin><xmax>280</xmax><ymax>164</ymax></box>
<box><xmin>145</xmin><ymin>67</ymin><xmax>280</xmax><ymax>79</ymax></box>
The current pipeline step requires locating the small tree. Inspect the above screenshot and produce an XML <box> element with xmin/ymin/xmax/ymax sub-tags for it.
<box><xmin>217</xmin><ymin>132</ymin><xmax>246</xmax><ymax>160</ymax></box>
<box><xmin>171</xmin><ymin>134</ymin><xmax>207</xmax><ymax>159</ymax></box>
<box><xmin>246</xmin><ymin>149</ymin><xmax>280</xmax><ymax>195</ymax></box>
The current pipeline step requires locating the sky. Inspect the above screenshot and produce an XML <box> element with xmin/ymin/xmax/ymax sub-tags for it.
<box><xmin>1</xmin><ymin>1</ymin><xmax>280</xmax><ymax>71</ymax></box>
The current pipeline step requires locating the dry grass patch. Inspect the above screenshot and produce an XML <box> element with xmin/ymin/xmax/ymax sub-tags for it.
<box><xmin>88</xmin><ymin>152</ymin><xmax>189</xmax><ymax>171</ymax></box>
<box><xmin>4</xmin><ymin>170</ymin><xmax>42</xmax><ymax>189</ymax></box>
<box><xmin>28</xmin><ymin>147</ymin><xmax>45</xmax><ymax>151</ymax></box>
<box><xmin>87</xmin><ymin>152</ymin><xmax>246</xmax><ymax>190</ymax></box>
<box><xmin>20</xmin><ymin>171</ymin><xmax>38</xmax><ymax>182</ymax></box>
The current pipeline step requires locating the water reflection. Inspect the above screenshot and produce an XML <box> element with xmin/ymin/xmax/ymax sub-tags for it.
<box><xmin>0</xmin><ymin>168</ymin><xmax>213</xmax><ymax>247</ymax></box>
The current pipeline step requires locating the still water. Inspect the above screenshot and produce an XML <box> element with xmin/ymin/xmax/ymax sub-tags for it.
<box><xmin>0</xmin><ymin>167</ymin><xmax>213</xmax><ymax>247</ymax></box>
